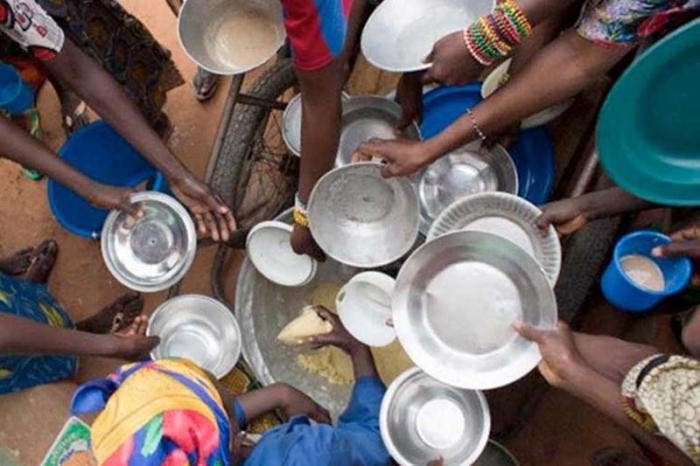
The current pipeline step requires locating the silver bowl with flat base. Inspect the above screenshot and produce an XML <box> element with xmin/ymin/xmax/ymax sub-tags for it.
<box><xmin>393</xmin><ymin>231</ymin><xmax>557</xmax><ymax>389</ymax></box>
<box><xmin>337</xmin><ymin>96</ymin><xmax>421</xmax><ymax>166</ymax></box>
<box><xmin>419</xmin><ymin>141</ymin><xmax>518</xmax><ymax>234</ymax></box>
<box><xmin>178</xmin><ymin>0</ymin><xmax>285</xmax><ymax>75</ymax></box>
<box><xmin>148</xmin><ymin>294</ymin><xmax>242</xmax><ymax>379</ymax></box>
<box><xmin>101</xmin><ymin>191</ymin><xmax>196</xmax><ymax>292</ymax></box>
<box><xmin>308</xmin><ymin>162</ymin><xmax>420</xmax><ymax>268</ymax></box>
<box><xmin>380</xmin><ymin>367</ymin><xmax>490</xmax><ymax>465</ymax></box>
<box><xmin>361</xmin><ymin>0</ymin><xmax>495</xmax><ymax>72</ymax></box>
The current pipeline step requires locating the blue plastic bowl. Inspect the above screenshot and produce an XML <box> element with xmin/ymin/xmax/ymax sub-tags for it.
<box><xmin>601</xmin><ymin>230</ymin><xmax>693</xmax><ymax>313</ymax></box>
<box><xmin>48</xmin><ymin>121</ymin><xmax>167</xmax><ymax>238</ymax></box>
<box><xmin>420</xmin><ymin>83</ymin><xmax>555</xmax><ymax>205</ymax></box>
<box><xmin>0</xmin><ymin>63</ymin><xmax>34</xmax><ymax>114</ymax></box>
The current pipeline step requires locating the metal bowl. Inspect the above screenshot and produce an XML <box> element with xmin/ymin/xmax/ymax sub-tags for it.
<box><xmin>177</xmin><ymin>0</ymin><xmax>285</xmax><ymax>75</ymax></box>
<box><xmin>147</xmin><ymin>294</ymin><xmax>242</xmax><ymax>379</ymax></box>
<box><xmin>101</xmin><ymin>192</ymin><xmax>196</xmax><ymax>292</ymax></box>
<box><xmin>361</xmin><ymin>0</ymin><xmax>495</xmax><ymax>72</ymax></box>
<box><xmin>337</xmin><ymin>96</ymin><xmax>421</xmax><ymax>166</ymax></box>
<box><xmin>428</xmin><ymin>192</ymin><xmax>561</xmax><ymax>285</ymax></box>
<box><xmin>236</xmin><ymin>208</ymin><xmax>361</xmax><ymax>419</ymax></box>
<box><xmin>246</xmin><ymin>221</ymin><xmax>318</xmax><ymax>287</ymax></box>
<box><xmin>380</xmin><ymin>367</ymin><xmax>490</xmax><ymax>466</ymax></box>
<box><xmin>419</xmin><ymin>142</ymin><xmax>518</xmax><ymax>234</ymax></box>
<box><xmin>308</xmin><ymin>162</ymin><xmax>420</xmax><ymax>268</ymax></box>
<box><xmin>393</xmin><ymin>231</ymin><xmax>557</xmax><ymax>389</ymax></box>
<box><xmin>282</xmin><ymin>92</ymin><xmax>351</xmax><ymax>157</ymax></box>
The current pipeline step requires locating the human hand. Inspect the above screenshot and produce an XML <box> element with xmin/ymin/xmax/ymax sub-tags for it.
<box><xmin>427</xmin><ymin>457</ymin><xmax>444</xmax><ymax>466</ymax></box>
<box><xmin>308</xmin><ymin>306</ymin><xmax>365</xmax><ymax>355</ymax></box>
<box><xmin>536</xmin><ymin>196</ymin><xmax>592</xmax><ymax>235</ymax></box>
<box><xmin>352</xmin><ymin>138</ymin><xmax>433</xmax><ymax>178</ymax></box>
<box><xmin>290</xmin><ymin>224</ymin><xmax>326</xmax><ymax>261</ymax></box>
<box><xmin>395</xmin><ymin>71</ymin><xmax>424</xmax><ymax>129</ymax></box>
<box><xmin>423</xmin><ymin>31</ymin><xmax>484</xmax><ymax>86</ymax></box>
<box><xmin>109</xmin><ymin>315</ymin><xmax>160</xmax><ymax>360</ymax></box>
<box><xmin>652</xmin><ymin>225</ymin><xmax>700</xmax><ymax>286</ymax></box>
<box><xmin>513</xmin><ymin>320</ymin><xmax>588</xmax><ymax>390</ymax></box>
<box><xmin>90</xmin><ymin>185</ymin><xmax>141</xmax><ymax>217</ymax></box>
<box><xmin>170</xmin><ymin>174</ymin><xmax>237</xmax><ymax>242</ymax></box>
<box><xmin>278</xmin><ymin>383</ymin><xmax>331</xmax><ymax>424</ymax></box>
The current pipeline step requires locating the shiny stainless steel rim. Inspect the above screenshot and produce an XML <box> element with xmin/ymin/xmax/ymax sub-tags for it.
<box><xmin>147</xmin><ymin>294</ymin><xmax>242</xmax><ymax>378</ymax></box>
<box><xmin>379</xmin><ymin>367</ymin><xmax>491</xmax><ymax>466</ymax></box>
<box><xmin>100</xmin><ymin>191</ymin><xmax>196</xmax><ymax>293</ymax></box>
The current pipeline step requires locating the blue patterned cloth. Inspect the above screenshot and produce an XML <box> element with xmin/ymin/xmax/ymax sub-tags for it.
<box><xmin>0</xmin><ymin>272</ymin><xmax>76</xmax><ymax>394</ymax></box>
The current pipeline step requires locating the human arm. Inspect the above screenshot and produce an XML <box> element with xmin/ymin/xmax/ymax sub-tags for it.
<box><xmin>422</xmin><ymin>0</ymin><xmax>580</xmax><ymax>85</ymax></box>
<box><xmin>361</xmin><ymin>30</ymin><xmax>630</xmax><ymax>177</ymax></box>
<box><xmin>43</xmin><ymin>40</ymin><xmax>235</xmax><ymax>240</ymax></box>
<box><xmin>0</xmin><ymin>116</ymin><xmax>138</xmax><ymax>214</ymax></box>
<box><xmin>514</xmin><ymin>321</ymin><xmax>694</xmax><ymax>466</ymax></box>
<box><xmin>0</xmin><ymin>313</ymin><xmax>158</xmax><ymax>360</ymax></box>
<box><xmin>566</xmin><ymin>365</ymin><xmax>693</xmax><ymax>466</ymax></box>
<box><xmin>395</xmin><ymin>0</ymin><xmax>578</xmax><ymax>125</ymax></box>
<box><xmin>233</xmin><ymin>383</ymin><xmax>331</xmax><ymax>425</ymax></box>
<box><xmin>289</xmin><ymin>62</ymin><xmax>344</xmax><ymax>260</ymax></box>
<box><xmin>536</xmin><ymin>187</ymin><xmax>656</xmax><ymax>235</ymax></box>
<box><xmin>680</xmin><ymin>309</ymin><xmax>700</xmax><ymax>358</ymax></box>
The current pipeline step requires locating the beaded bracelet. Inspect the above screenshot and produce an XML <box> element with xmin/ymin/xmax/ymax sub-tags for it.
<box><xmin>466</xmin><ymin>108</ymin><xmax>487</xmax><ymax>142</ymax></box>
<box><xmin>464</xmin><ymin>27</ymin><xmax>491</xmax><ymax>65</ymax></box>
<box><xmin>461</xmin><ymin>0</ymin><xmax>533</xmax><ymax>66</ymax></box>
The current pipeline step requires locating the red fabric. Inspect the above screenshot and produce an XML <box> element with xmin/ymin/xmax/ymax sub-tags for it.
<box><xmin>162</xmin><ymin>410</ymin><xmax>219</xmax><ymax>466</ymax></box>
<box><xmin>281</xmin><ymin>0</ymin><xmax>333</xmax><ymax>71</ymax></box>
<box><xmin>104</xmin><ymin>437</ymin><xmax>136</xmax><ymax>466</ymax></box>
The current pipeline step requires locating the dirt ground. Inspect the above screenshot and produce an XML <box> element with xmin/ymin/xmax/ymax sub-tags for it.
<box><xmin>0</xmin><ymin>1</ymin><xmax>687</xmax><ymax>465</ymax></box>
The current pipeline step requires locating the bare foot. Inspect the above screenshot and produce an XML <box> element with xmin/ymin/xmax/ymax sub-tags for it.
<box><xmin>76</xmin><ymin>292</ymin><xmax>144</xmax><ymax>334</ymax></box>
<box><xmin>109</xmin><ymin>315</ymin><xmax>160</xmax><ymax>360</ymax></box>
<box><xmin>24</xmin><ymin>240</ymin><xmax>59</xmax><ymax>283</ymax></box>
<box><xmin>0</xmin><ymin>247</ymin><xmax>34</xmax><ymax>275</ymax></box>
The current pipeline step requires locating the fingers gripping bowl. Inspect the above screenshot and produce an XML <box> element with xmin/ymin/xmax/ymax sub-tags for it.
<box><xmin>392</xmin><ymin>230</ymin><xmax>558</xmax><ymax>389</ymax></box>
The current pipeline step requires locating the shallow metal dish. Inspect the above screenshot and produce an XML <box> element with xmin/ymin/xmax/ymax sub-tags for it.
<box><xmin>236</xmin><ymin>208</ymin><xmax>360</xmax><ymax>419</ymax></box>
<box><xmin>178</xmin><ymin>0</ymin><xmax>285</xmax><ymax>75</ymax></box>
<box><xmin>147</xmin><ymin>294</ymin><xmax>242</xmax><ymax>379</ymax></box>
<box><xmin>393</xmin><ymin>231</ymin><xmax>557</xmax><ymax>389</ymax></box>
<box><xmin>101</xmin><ymin>191</ymin><xmax>196</xmax><ymax>292</ymax></box>
<box><xmin>380</xmin><ymin>367</ymin><xmax>490</xmax><ymax>466</ymax></box>
<box><xmin>246</xmin><ymin>221</ymin><xmax>318</xmax><ymax>287</ymax></box>
<box><xmin>428</xmin><ymin>192</ymin><xmax>561</xmax><ymax>285</ymax></box>
<box><xmin>282</xmin><ymin>92</ymin><xmax>351</xmax><ymax>157</ymax></box>
<box><xmin>419</xmin><ymin>142</ymin><xmax>518</xmax><ymax>234</ymax></box>
<box><xmin>361</xmin><ymin>0</ymin><xmax>495</xmax><ymax>72</ymax></box>
<box><xmin>308</xmin><ymin>162</ymin><xmax>420</xmax><ymax>268</ymax></box>
<box><xmin>337</xmin><ymin>96</ymin><xmax>421</xmax><ymax>166</ymax></box>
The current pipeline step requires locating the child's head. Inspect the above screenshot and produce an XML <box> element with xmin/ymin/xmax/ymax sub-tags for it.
<box><xmin>71</xmin><ymin>358</ymin><xmax>241</xmax><ymax>465</ymax></box>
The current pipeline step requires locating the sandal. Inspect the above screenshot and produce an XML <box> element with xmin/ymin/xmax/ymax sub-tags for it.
<box><xmin>192</xmin><ymin>67</ymin><xmax>220</xmax><ymax>102</ymax></box>
<box><xmin>62</xmin><ymin>100</ymin><xmax>90</xmax><ymax>136</ymax></box>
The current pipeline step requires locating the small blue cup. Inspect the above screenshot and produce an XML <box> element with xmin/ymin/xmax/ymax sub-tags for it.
<box><xmin>0</xmin><ymin>63</ymin><xmax>34</xmax><ymax>114</ymax></box>
<box><xmin>601</xmin><ymin>230</ymin><xmax>693</xmax><ymax>313</ymax></box>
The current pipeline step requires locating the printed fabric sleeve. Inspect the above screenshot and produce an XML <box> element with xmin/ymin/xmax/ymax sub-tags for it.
<box><xmin>0</xmin><ymin>0</ymin><xmax>64</xmax><ymax>60</ymax></box>
<box><xmin>576</xmin><ymin>0</ymin><xmax>700</xmax><ymax>47</ymax></box>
